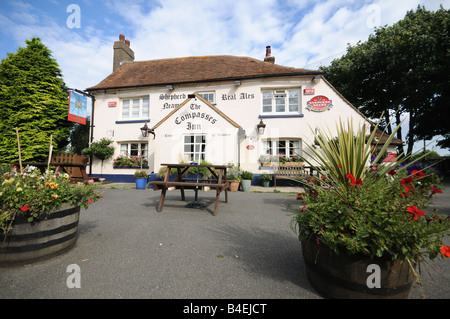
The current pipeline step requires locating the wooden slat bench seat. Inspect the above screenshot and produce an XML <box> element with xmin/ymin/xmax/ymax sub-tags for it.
<box><xmin>151</xmin><ymin>181</ymin><xmax>227</xmax><ymax>189</ymax></box>
<box><xmin>273</xmin><ymin>164</ymin><xmax>306</xmax><ymax>187</ymax></box>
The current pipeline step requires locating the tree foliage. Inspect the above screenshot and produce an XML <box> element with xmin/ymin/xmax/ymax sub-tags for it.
<box><xmin>321</xmin><ymin>6</ymin><xmax>450</xmax><ymax>154</ymax></box>
<box><xmin>0</xmin><ymin>38</ymin><xmax>73</xmax><ymax>163</ymax></box>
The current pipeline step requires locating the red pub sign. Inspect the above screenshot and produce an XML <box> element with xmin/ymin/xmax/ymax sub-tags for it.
<box><xmin>306</xmin><ymin>95</ymin><xmax>333</xmax><ymax>112</ymax></box>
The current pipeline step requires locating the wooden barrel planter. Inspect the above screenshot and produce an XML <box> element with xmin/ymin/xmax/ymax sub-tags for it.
<box><xmin>301</xmin><ymin>238</ymin><xmax>416</xmax><ymax>299</ymax></box>
<box><xmin>0</xmin><ymin>205</ymin><xmax>81</xmax><ymax>266</ymax></box>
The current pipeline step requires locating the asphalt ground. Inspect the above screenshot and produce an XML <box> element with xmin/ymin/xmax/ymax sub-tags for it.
<box><xmin>1</xmin><ymin>183</ymin><xmax>449</xmax><ymax>303</ymax></box>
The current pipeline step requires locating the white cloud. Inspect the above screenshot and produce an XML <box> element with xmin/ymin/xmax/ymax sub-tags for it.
<box><xmin>1</xmin><ymin>0</ymin><xmax>449</xmax><ymax>90</ymax></box>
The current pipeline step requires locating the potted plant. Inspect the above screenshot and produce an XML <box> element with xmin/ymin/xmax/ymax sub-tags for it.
<box><xmin>0</xmin><ymin>166</ymin><xmax>103</xmax><ymax>265</ymax></box>
<box><xmin>82</xmin><ymin>138</ymin><xmax>114</xmax><ymax>176</ymax></box>
<box><xmin>240</xmin><ymin>171</ymin><xmax>254</xmax><ymax>192</ymax></box>
<box><xmin>292</xmin><ymin>119</ymin><xmax>449</xmax><ymax>299</ymax></box>
<box><xmin>134</xmin><ymin>170</ymin><xmax>148</xmax><ymax>189</ymax></box>
<box><xmin>258</xmin><ymin>173</ymin><xmax>272</xmax><ymax>187</ymax></box>
<box><xmin>226</xmin><ymin>164</ymin><xmax>241</xmax><ymax>192</ymax></box>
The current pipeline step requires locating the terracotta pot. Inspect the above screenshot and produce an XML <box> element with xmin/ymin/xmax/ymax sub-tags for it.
<box><xmin>229</xmin><ymin>181</ymin><xmax>240</xmax><ymax>192</ymax></box>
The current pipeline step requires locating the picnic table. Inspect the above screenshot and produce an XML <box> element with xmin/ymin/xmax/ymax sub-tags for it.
<box><xmin>150</xmin><ymin>163</ymin><xmax>229</xmax><ymax>215</ymax></box>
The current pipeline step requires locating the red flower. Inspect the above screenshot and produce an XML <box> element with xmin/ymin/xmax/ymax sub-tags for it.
<box><xmin>338</xmin><ymin>164</ymin><xmax>342</xmax><ymax>168</ymax></box>
<box><xmin>88</xmin><ymin>199</ymin><xmax>93</xmax><ymax>204</ymax></box>
<box><xmin>411</xmin><ymin>170</ymin><xmax>426</xmax><ymax>178</ymax></box>
<box><xmin>350</xmin><ymin>178</ymin><xmax>362</xmax><ymax>186</ymax></box>
<box><xmin>431</xmin><ymin>186</ymin><xmax>443</xmax><ymax>194</ymax></box>
<box><xmin>296</xmin><ymin>192</ymin><xmax>306</xmax><ymax>200</ymax></box>
<box><xmin>370</xmin><ymin>165</ymin><xmax>378</xmax><ymax>171</ymax></box>
<box><xmin>440</xmin><ymin>246</ymin><xmax>450</xmax><ymax>258</ymax></box>
<box><xmin>406</xmin><ymin>206</ymin><xmax>425</xmax><ymax>220</ymax></box>
<box><xmin>20</xmin><ymin>205</ymin><xmax>29</xmax><ymax>212</ymax></box>
<box><xmin>346</xmin><ymin>173</ymin><xmax>355</xmax><ymax>181</ymax></box>
<box><xmin>388</xmin><ymin>169</ymin><xmax>396</xmax><ymax>176</ymax></box>
<box><xmin>400</xmin><ymin>177</ymin><xmax>414</xmax><ymax>185</ymax></box>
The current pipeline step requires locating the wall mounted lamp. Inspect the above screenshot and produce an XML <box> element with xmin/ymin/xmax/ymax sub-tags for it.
<box><xmin>140</xmin><ymin>122</ymin><xmax>155</xmax><ymax>139</ymax></box>
<box><xmin>166</xmin><ymin>85</ymin><xmax>174</xmax><ymax>90</ymax></box>
<box><xmin>312</xmin><ymin>75</ymin><xmax>321</xmax><ymax>83</ymax></box>
<box><xmin>257</xmin><ymin>119</ymin><xmax>266</xmax><ymax>135</ymax></box>
<box><xmin>234</xmin><ymin>80</ymin><xmax>241</xmax><ymax>86</ymax></box>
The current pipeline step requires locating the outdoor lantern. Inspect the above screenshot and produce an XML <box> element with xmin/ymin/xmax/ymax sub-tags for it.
<box><xmin>257</xmin><ymin>119</ymin><xmax>266</xmax><ymax>135</ymax></box>
<box><xmin>140</xmin><ymin>122</ymin><xmax>155</xmax><ymax>139</ymax></box>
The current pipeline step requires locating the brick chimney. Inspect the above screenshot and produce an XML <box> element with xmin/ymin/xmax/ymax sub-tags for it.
<box><xmin>264</xmin><ymin>46</ymin><xmax>275</xmax><ymax>64</ymax></box>
<box><xmin>113</xmin><ymin>34</ymin><xmax>135</xmax><ymax>72</ymax></box>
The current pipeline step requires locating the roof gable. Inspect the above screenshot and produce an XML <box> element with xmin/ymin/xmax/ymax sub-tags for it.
<box><xmin>152</xmin><ymin>92</ymin><xmax>242</xmax><ymax>130</ymax></box>
<box><xmin>87</xmin><ymin>55</ymin><xmax>321</xmax><ymax>91</ymax></box>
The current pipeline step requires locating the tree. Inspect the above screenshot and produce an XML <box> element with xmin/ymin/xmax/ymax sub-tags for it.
<box><xmin>0</xmin><ymin>38</ymin><xmax>73</xmax><ymax>163</ymax></box>
<box><xmin>69</xmin><ymin>121</ymin><xmax>90</xmax><ymax>155</ymax></box>
<box><xmin>321</xmin><ymin>6</ymin><xmax>450</xmax><ymax>154</ymax></box>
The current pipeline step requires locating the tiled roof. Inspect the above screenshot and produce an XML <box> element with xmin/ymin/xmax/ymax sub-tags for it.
<box><xmin>86</xmin><ymin>55</ymin><xmax>321</xmax><ymax>91</ymax></box>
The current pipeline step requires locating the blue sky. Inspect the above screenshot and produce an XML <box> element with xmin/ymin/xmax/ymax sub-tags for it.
<box><xmin>0</xmin><ymin>0</ymin><xmax>449</xmax><ymax>154</ymax></box>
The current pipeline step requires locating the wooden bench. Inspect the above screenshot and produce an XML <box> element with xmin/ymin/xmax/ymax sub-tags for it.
<box><xmin>273</xmin><ymin>164</ymin><xmax>306</xmax><ymax>187</ymax></box>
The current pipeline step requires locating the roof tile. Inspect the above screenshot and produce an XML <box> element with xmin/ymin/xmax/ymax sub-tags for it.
<box><xmin>87</xmin><ymin>55</ymin><xmax>321</xmax><ymax>91</ymax></box>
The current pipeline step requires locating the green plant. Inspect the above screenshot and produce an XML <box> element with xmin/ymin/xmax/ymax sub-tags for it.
<box><xmin>227</xmin><ymin>164</ymin><xmax>242</xmax><ymax>181</ymax></box>
<box><xmin>293</xmin><ymin>118</ymin><xmax>450</xmax><ymax>264</ymax></box>
<box><xmin>134</xmin><ymin>171</ymin><xmax>148</xmax><ymax>178</ymax></box>
<box><xmin>0</xmin><ymin>166</ymin><xmax>103</xmax><ymax>235</ymax></box>
<box><xmin>240</xmin><ymin>171</ymin><xmax>254</xmax><ymax>180</ymax></box>
<box><xmin>82</xmin><ymin>138</ymin><xmax>114</xmax><ymax>161</ymax></box>
<box><xmin>258</xmin><ymin>173</ymin><xmax>272</xmax><ymax>181</ymax></box>
<box><xmin>82</xmin><ymin>138</ymin><xmax>114</xmax><ymax>176</ymax></box>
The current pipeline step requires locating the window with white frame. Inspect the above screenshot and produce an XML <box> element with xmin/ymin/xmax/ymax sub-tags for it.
<box><xmin>263</xmin><ymin>139</ymin><xmax>301</xmax><ymax>157</ymax></box>
<box><xmin>184</xmin><ymin>135</ymin><xmax>206</xmax><ymax>162</ymax></box>
<box><xmin>198</xmin><ymin>91</ymin><xmax>215</xmax><ymax>104</ymax></box>
<box><xmin>121</xmin><ymin>97</ymin><xmax>149</xmax><ymax>120</ymax></box>
<box><xmin>120</xmin><ymin>142</ymin><xmax>148</xmax><ymax>158</ymax></box>
<box><xmin>262</xmin><ymin>89</ymin><xmax>300</xmax><ymax>114</ymax></box>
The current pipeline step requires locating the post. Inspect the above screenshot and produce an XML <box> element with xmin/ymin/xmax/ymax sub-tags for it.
<box><xmin>47</xmin><ymin>135</ymin><xmax>53</xmax><ymax>171</ymax></box>
<box><xmin>15</xmin><ymin>127</ymin><xmax>22</xmax><ymax>171</ymax></box>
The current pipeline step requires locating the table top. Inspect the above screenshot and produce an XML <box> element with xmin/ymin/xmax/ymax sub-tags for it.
<box><xmin>160</xmin><ymin>163</ymin><xmax>229</xmax><ymax>169</ymax></box>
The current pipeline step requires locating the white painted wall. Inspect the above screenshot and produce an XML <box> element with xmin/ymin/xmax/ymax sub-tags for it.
<box><xmin>89</xmin><ymin>75</ymin><xmax>369</xmax><ymax>176</ymax></box>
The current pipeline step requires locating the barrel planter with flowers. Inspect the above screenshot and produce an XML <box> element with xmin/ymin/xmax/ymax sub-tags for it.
<box><xmin>301</xmin><ymin>238</ymin><xmax>416</xmax><ymax>299</ymax></box>
<box><xmin>293</xmin><ymin>119</ymin><xmax>450</xmax><ymax>299</ymax></box>
<box><xmin>0</xmin><ymin>204</ymin><xmax>81</xmax><ymax>265</ymax></box>
<box><xmin>0</xmin><ymin>166</ymin><xmax>102</xmax><ymax>266</ymax></box>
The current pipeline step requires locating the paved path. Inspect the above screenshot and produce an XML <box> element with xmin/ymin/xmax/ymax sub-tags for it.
<box><xmin>1</xmin><ymin>183</ymin><xmax>449</xmax><ymax>301</ymax></box>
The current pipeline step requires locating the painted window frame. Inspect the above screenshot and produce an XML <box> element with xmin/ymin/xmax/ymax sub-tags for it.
<box><xmin>183</xmin><ymin>134</ymin><xmax>206</xmax><ymax>163</ymax></box>
<box><xmin>262</xmin><ymin>139</ymin><xmax>302</xmax><ymax>158</ymax></box>
<box><xmin>119</xmin><ymin>142</ymin><xmax>149</xmax><ymax>158</ymax></box>
<box><xmin>121</xmin><ymin>96</ymin><xmax>150</xmax><ymax>120</ymax></box>
<box><xmin>198</xmin><ymin>91</ymin><xmax>215</xmax><ymax>104</ymax></box>
<box><xmin>261</xmin><ymin>88</ymin><xmax>301</xmax><ymax>115</ymax></box>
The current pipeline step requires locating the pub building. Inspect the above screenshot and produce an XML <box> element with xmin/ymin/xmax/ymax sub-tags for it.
<box><xmin>85</xmin><ymin>34</ymin><xmax>401</xmax><ymax>184</ymax></box>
